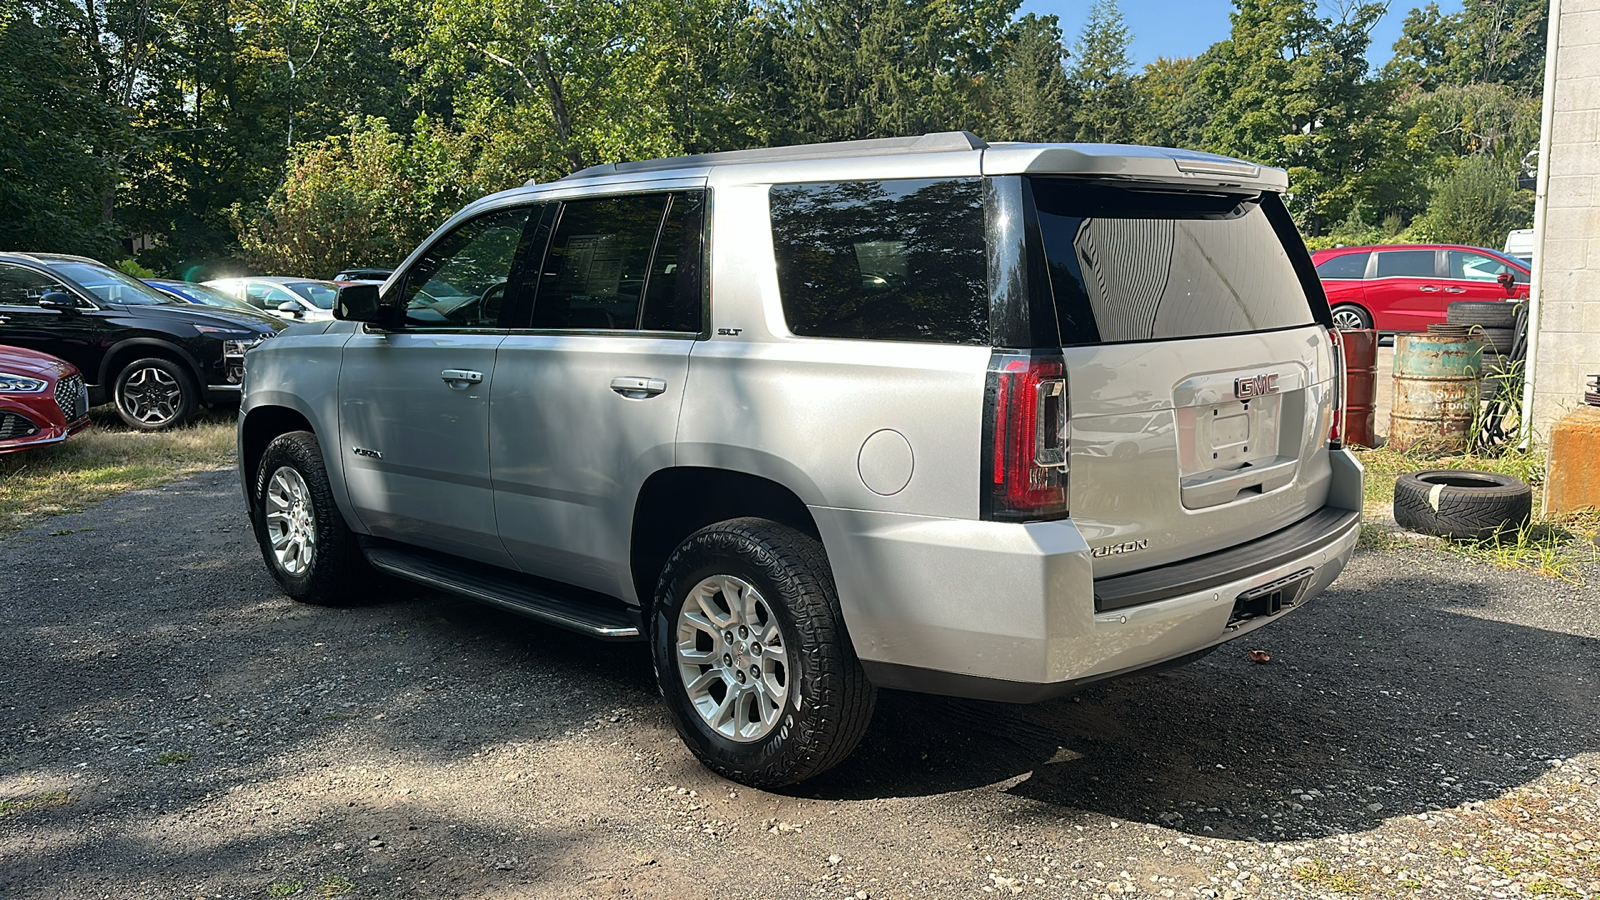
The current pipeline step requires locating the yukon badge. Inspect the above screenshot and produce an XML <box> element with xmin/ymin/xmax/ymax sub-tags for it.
<box><xmin>1234</xmin><ymin>372</ymin><xmax>1280</xmax><ymax>399</ymax></box>
<box><xmin>1092</xmin><ymin>539</ymin><xmax>1148</xmax><ymax>558</ymax></box>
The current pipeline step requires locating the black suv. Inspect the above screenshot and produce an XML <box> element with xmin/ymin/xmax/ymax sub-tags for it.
<box><xmin>0</xmin><ymin>253</ymin><xmax>285</xmax><ymax>429</ymax></box>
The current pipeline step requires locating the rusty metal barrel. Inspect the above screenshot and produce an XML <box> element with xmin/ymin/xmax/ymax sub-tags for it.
<box><xmin>1388</xmin><ymin>332</ymin><xmax>1484</xmax><ymax>454</ymax></box>
<box><xmin>1335</xmin><ymin>328</ymin><xmax>1378</xmax><ymax>448</ymax></box>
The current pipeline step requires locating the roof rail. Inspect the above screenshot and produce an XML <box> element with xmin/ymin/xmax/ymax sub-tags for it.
<box><xmin>554</xmin><ymin>131</ymin><xmax>988</xmax><ymax>182</ymax></box>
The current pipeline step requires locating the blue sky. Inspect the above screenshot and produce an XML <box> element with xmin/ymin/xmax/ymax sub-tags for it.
<box><xmin>1019</xmin><ymin>0</ymin><xmax>1465</xmax><ymax>68</ymax></box>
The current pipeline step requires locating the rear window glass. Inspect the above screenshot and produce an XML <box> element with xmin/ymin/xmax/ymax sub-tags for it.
<box><xmin>1375</xmin><ymin>250</ymin><xmax>1435</xmax><ymax>278</ymax></box>
<box><xmin>769</xmin><ymin>178</ymin><xmax>987</xmax><ymax>344</ymax></box>
<box><xmin>1316</xmin><ymin>252</ymin><xmax>1369</xmax><ymax>280</ymax></box>
<box><xmin>1030</xmin><ymin>180</ymin><xmax>1314</xmax><ymax>344</ymax></box>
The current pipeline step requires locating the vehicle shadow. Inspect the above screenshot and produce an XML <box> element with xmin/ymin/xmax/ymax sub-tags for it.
<box><xmin>798</xmin><ymin>558</ymin><xmax>1600</xmax><ymax>841</ymax></box>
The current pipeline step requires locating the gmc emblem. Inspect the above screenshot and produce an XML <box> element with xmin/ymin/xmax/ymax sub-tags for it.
<box><xmin>1234</xmin><ymin>373</ymin><xmax>1280</xmax><ymax>399</ymax></box>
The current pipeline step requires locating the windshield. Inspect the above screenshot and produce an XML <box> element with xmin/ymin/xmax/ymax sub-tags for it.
<box><xmin>285</xmin><ymin>281</ymin><xmax>337</xmax><ymax>309</ymax></box>
<box><xmin>55</xmin><ymin>262</ymin><xmax>177</xmax><ymax>305</ymax></box>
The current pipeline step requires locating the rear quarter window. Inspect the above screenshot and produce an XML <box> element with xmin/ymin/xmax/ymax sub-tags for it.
<box><xmin>769</xmin><ymin>178</ymin><xmax>988</xmax><ymax>344</ymax></box>
<box><xmin>1315</xmin><ymin>252</ymin><xmax>1369</xmax><ymax>280</ymax></box>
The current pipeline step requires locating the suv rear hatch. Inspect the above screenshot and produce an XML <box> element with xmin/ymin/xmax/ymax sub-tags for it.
<box><xmin>987</xmin><ymin>176</ymin><xmax>1338</xmax><ymax>583</ymax></box>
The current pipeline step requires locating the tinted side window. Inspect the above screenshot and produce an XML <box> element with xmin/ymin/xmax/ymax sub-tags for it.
<box><xmin>531</xmin><ymin>195</ymin><xmax>667</xmax><ymax>330</ymax></box>
<box><xmin>401</xmin><ymin>206</ymin><xmax>534</xmax><ymax>328</ymax></box>
<box><xmin>639</xmin><ymin>192</ymin><xmax>705</xmax><ymax>332</ymax></box>
<box><xmin>1448</xmin><ymin>250</ymin><xmax>1522</xmax><ymax>283</ymax></box>
<box><xmin>1375</xmin><ymin>250</ymin><xmax>1435</xmax><ymax>278</ymax></box>
<box><xmin>1315</xmin><ymin>252</ymin><xmax>1369</xmax><ymax>280</ymax></box>
<box><xmin>770</xmin><ymin>178</ymin><xmax>988</xmax><ymax>344</ymax></box>
<box><xmin>0</xmin><ymin>264</ymin><xmax>66</xmax><ymax>307</ymax></box>
<box><xmin>246</xmin><ymin>283</ymin><xmax>296</xmax><ymax>310</ymax></box>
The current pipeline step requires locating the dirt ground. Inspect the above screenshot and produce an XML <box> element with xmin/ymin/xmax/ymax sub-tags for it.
<box><xmin>2</xmin><ymin>470</ymin><xmax>1597</xmax><ymax>899</ymax></box>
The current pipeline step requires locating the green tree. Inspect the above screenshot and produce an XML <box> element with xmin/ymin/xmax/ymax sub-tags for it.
<box><xmin>1064</xmin><ymin>0</ymin><xmax>1136</xmax><ymax>142</ymax></box>
<box><xmin>0</xmin><ymin>6</ymin><xmax>120</xmax><ymax>254</ymax></box>
<box><xmin>1130</xmin><ymin>54</ymin><xmax>1205</xmax><ymax>148</ymax></box>
<box><xmin>1388</xmin><ymin>0</ymin><xmax>1548</xmax><ymax>95</ymax></box>
<box><xmin>1409</xmin><ymin>153</ymin><xmax>1533</xmax><ymax>247</ymax></box>
<box><xmin>984</xmin><ymin>12</ymin><xmax>1071</xmax><ymax>142</ymax></box>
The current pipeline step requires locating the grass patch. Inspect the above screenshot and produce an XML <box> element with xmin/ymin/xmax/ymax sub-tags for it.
<box><xmin>0</xmin><ymin>408</ymin><xmax>234</xmax><ymax>536</ymax></box>
<box><xmin>0</xmin><ymin>790</ymin><xmax>71</xmax><ymax>817</ymax></box>
<box><xmin>1289</xmin><ymin>858</ymin><xmax>1365</xmax><ymax>893</ymax></box>
<box><xmin>1352</xmin><ymin>445</ymin><xmax>1600</xmax><ymax>580</ymax></box>
<box><xmin>319</xmin><ymin>875</ymin><xmax>356</xmax><ymax>898</ymax></box>
<box><xmin>155</xmin><ymin>750</ymin><xmax>191</xmax><ymax>765</ymax></box>
<box><xmin>267</xmin><ymin>881</ymin><xmax>305</xmax><ymax>898</ymax></box>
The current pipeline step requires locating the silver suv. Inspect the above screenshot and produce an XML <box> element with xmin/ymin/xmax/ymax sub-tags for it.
<box><xmin>238</xmin><ymin>132</ymin><xmax>1363</xmax><ymax>787</ymax></box>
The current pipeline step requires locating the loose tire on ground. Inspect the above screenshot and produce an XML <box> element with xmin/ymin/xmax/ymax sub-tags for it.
<box><xmin>113</xmin><ymin>357</ymin><xmax>198</xmax><ymax>431</ymax></box>
<box><xmin>651</xmin><ymin>518</ymin><xmax>877</xmax><ymax>788</ymax></box>
<box><xmin>252</xmin><ymin>430</ymin><xmax>371</xmax><ymax>605</ymax></box>
<box><xmin>1392</xmin><ymin>470</ymin><xmax>1532</xmax><ymax>540</ymax></box>
<box><xmin>1446</xmin><ymin>300</ymin><xmax>1519</xmax><ymax>330</ymax></box>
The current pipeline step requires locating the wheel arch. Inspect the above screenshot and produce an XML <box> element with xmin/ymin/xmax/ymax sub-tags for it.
<box><xmin>629</xmin><ymin>467</ymin><xmax>820</xmax><ymax>614</ymax></box>
<box><xmin>239</xmin><ymin>404</ymin><xmax>317</xmax><ymax>515</ymax></box>
<box><xmin>1329</xmin><ymin>300</ymin><xmax>1374</xmax><ymax>329</ymax></box>
<box><xmin>99</xmin><ymin>338</ymin><xmax>204</xmax><ymax>389</ymax></box>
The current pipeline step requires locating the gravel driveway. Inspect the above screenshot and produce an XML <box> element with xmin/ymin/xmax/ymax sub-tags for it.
<box><xmin>2</xmin><ymin>469</ymin><xmax>1597</xmax><ymax>899</ymax></box>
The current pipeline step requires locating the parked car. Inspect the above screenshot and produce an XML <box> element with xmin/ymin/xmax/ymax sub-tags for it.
<box><xmin>1312</xmin><ymin>243</ymin><xmax>1530</xmax><ymax>332</ymax></box>
<box><xmin>0</xmin><ymin>253</ymin><xmax>286</xmax><ymax>430</ymax></box>
<box><xmin>332</xmin><ymin>267</ymin><xmax>393</xmax><ymax>285</ymax></box>
<box><xmin>0</xmin><ymin>345</ymin><xmax>90</xmax><ymax>453</ymax></box>
<box><xmin>145</xmin><ymin>278</ymin><xmax>261</xmax><ymax>313</ymax></box>
<box><xmin>239</xmin><ymin>132</ymin><xmax>1363</xmax><ymax>787</ymax></box>
<box><xmin>203</xmin><ymin>277</ymin><xmax>339</xmax><ymax>322</ymax></box>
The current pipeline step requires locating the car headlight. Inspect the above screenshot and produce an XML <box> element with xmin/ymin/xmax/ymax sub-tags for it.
<box><xmin>0</xmin><ymin>372</ymin><xmax>48</xmax><ymax>393</ymax></box>
<box><xmin>223</xmin><ymin>337</ymin><xmax>266</xmax><ymax>359</ymax></box>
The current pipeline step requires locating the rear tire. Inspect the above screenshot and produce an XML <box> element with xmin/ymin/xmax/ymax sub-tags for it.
<box><xmin>1331</xmin><ymin>304</ymin><xmax>1372</xmax><ymax>331</ymax></box>
<box><xmin>651</xmin><ymin>518</ymin><xmax>876</xmax><ymax>788</ymax></box>
<box><xmin>252</xmin><ymin>431</ymin><xmax>370</xmax><ymax>605</ymax></box>
<box><xmin>1393</xmin><ymin>470</ymin><xmax>1532</xmax><ymax>540</ymax></box>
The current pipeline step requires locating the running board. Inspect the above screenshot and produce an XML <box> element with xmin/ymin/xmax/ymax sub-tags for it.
<box><xmin>363</xmin><ymin>546</ymin><xmax>643</xmax><ymax>641</ymax></box>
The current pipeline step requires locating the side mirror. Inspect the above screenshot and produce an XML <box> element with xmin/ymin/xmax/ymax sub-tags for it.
<box><xmin>38</xmin><ymin>291</ymin><xmax>78</xmax><ymax>313</ymax></box>
<box><xmin>333</xmin><ymin>283</ymin><xmax>388</xmax><ymax>326</ymax></box>
<box><xmin>276</xmin><ymin>300</ymin><xmax>303</xmax><ymax>318</ymax></box>
<box><xmin>1497</xmin><ymin>271</ymin><xmax>1515</xmax><ymax>288</ymax></box>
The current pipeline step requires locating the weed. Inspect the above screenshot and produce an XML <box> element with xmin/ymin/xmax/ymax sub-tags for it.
<box><xmin>319</xmin><ymin>875</ymin><xmax>355</xmax><ymax>898</ymax></box>
<box><xmin>0</xmin><ymin>410</ymin><xmax>234</xmax><ymax>536</ymax></box>
<box><xmin>155</xmin><ymin>751</ymin><xmax>191</xmax><ymax>765</ymax></box>
<box><xmin>1442</xmin><ymin>514</ymin><xmax>1600</xmax><ymax>583</ymax></box>
<box><xmin>1289</xmin><ymin>858</ymin><xmax>1365</xmax><ymax>893</ymax></box>
<box><xmin>0</xmin><ymin>790</ymin><xmax>71</xmax><ymax>817</ymax></box>
<box><xmin>1526</xmin><ymin>879</ymin><xmax>1581</xmax><ymax>898</ymax></box>
<box><xmin>267</xmin><ymin>882</ymin><xmax>305</xmax><ymax>898</ymax></box>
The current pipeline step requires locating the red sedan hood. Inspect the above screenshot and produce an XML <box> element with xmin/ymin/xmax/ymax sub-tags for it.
<box><xmin>0</xmin><ymin>345</ymin><xmax>75</xmax><ymax>378</ymax></box>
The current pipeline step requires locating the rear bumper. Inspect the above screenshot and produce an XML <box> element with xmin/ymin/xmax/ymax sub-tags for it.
<box><xmin>815</xmin><ymin>448</ymin><xmax>1364</xmax><ymax>702</ymax></box>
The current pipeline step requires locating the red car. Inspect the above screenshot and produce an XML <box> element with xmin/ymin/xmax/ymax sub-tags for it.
<box><xmin>0</xmin><ymin>345</ymin><xmax>91</xmax><ymax>454</ymax></box>
<box><xmin>1311</xmin><ymin>244</ymin><xmax>1530</xmax><ymax>332</ymax></box>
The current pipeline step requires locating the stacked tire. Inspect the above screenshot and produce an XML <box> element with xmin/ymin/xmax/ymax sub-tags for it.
<box><xmin>1445</xmin><ymin>301</ymin><xmax>1520</xmax><ymax>384</ymax></box>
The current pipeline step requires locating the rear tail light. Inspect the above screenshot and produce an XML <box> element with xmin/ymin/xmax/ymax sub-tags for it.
<box><xmin>983</xmin><ymin>351</ymin><xmax>1069</xmax><ymax>521</ymax></box>
<box><xmin>1328</xmin><ymin>329</ymin><xmax>1346</xmax><ymax>449</ymax></box>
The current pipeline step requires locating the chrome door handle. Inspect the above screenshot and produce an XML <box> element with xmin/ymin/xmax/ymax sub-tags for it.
<box><xmin>441</xmin><ymin>369</ymin><xmax>483</xmax><ymax>389</ymax></box>
<box><xmin>610</xmin><ymin>376</ymin><xmax>667</xmax><ymax>398</ymax></box>
<box><xmin>1444</xmin><ymin>286</ymin><xmax>1466</xmax><ymax>293</ymax></box>
<box><xmin>1419</xmin><ymin>285</ymin><xmax>1439</xmax><ymax>292</ymax></box>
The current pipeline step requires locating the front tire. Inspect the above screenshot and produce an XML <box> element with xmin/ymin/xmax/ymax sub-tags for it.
<box><xmin>252</xmin><ymin>431</ymin><xmax>369</xmax><ymax>605</ymax></box>
<box><xmin>651</xmin><ymin>518</ymin><xmax>876</xmax><ymax>788</ymax></box>
<box><xmin>113</xmin><ymin>357</ymin><xmax>197</xmax><ymax>430</ymax></box>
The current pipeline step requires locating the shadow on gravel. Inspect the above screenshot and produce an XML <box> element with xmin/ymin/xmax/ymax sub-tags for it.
<box><xmin>799</xmin><ymin>565</ymin><xmax>1600</xmax><ymax>842</ymax></box>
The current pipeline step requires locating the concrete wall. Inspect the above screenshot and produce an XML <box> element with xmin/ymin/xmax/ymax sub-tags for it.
<box><xmin>1528</xmin><ymin>0</ymin><xmax>1600</xmax><ymax>437</ymax></box>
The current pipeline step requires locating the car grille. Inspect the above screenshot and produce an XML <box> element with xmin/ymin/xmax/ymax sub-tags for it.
<box><xmin>54</xmin><ymin>374</ymin><xmax>88</xmax><ymax>423</ymax></box>
<box><xmin>0</xmin><ymin>411</ymin><xmax>40</xmax><ymax>440</ymax></box>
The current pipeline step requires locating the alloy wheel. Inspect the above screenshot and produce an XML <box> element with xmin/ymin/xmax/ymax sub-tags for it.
<box><xmin>264</xmin><ymin>466</ymin><xmax>317</xmax><ymax>576</ymax></box>
<box><xmin>1331</xmin><ymin>307</ymin><xmax>1368</xmax><ymax>330</ymax></box>
<box><xmin>675</xmin><ymin>574</ymin><xmax>791</xmax><ymax>742</ymax></box>
<box><xmin>119</xmin><ymin>366</ymin><xmax>184</xmax><ymax>426</ymax></box>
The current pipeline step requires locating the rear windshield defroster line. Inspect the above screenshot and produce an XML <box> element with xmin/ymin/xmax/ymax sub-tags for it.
<box><xmin>1027</xmin><ymin>179</ymin><xmax>1318</xmax><ymax>347</ymax></box>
